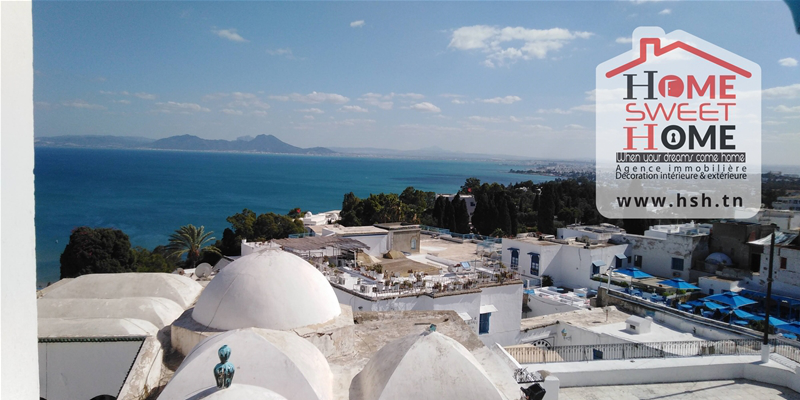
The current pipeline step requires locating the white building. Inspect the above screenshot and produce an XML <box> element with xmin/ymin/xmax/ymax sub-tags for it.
<box><xmin>772</xmin><ymin>195</ymin><xmax>800</xmax><ymax>211</ymax></box>
<box><xmin>742</xmin><ymin>231</ymin><xmax>800</xmax><ymax>298</ymax></box>
<box><xmin>302</xmin><ymin>210</ymin><xmax>341</xmax><ymax>226</ymax></box>
<box><xmin>439</xmin><ymin>193</ymin><xmax>477</xmax><ymax>219</ymax></box>
<box><xmin>609</xmin><ymin>223</ymin><xmax>710</xmax><ymax>282</ymax></box>
<box><xmin>37</xmin><ymin>273</ymin><xmax>204</xmax><ymax>400</ymax></box>
<box><xmin>501</xmin><ymin>236</ymin><xmax>629</xmax><ymax>290</ymax></box>
<box><xmin>557</xmin><ymin>223</ymin><xmax>625</xmax><ymax>242</ymax></box>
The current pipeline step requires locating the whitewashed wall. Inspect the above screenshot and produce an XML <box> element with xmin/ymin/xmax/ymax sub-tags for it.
<box><xmin>332</xmin><ymin>283</ymin><xmax>523</xmax><ymax>346</ymax></box>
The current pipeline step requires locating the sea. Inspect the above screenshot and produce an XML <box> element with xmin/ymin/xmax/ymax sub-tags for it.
<box><xmin>34</xmin><ymin>147</ymin><xmax>555</xmax><ymax>287</ymax></box>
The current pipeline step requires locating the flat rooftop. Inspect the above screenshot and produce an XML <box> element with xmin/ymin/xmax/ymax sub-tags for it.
<box><xmin>560</xmin><ymin>379</ymin><xmax>800</xmax><ymax>400</ymax></box>
<box><xmin>521</xmin><ymin>306</ymin><xmax>632</xmax><ymax>332</ymax></box>
<box><xmin>323</xmin><ymin>225</ymin><xmax>388</xmax><ymax>235</ymax></box>
<box><xmin>419</xmin><ymin>237</ymin><xmax>482</xmax><ymax>262</ymax></box>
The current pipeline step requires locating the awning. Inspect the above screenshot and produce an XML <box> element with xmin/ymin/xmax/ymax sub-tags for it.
<box><xmin>457</xmin><ymin>312</ymin><xmax>472</xmax><ymax>321</ymax></box>
<box><xmin>615</xmin><ymin>254</ymin><xmax>627</xmax><ymax>259</ymax></box>
<box><xmin>592</xmin><ymin>260</ymin><xmax>606</xmax><ymax>267</ymax></box>
<box><xmin>520</xmin><ymin>331</ymin><xmax>552</xmax><ymax>343</ymax></box>
<box><xmin>480</xmin><ymin>304</ymin><xmax>499</xmax><ymax>314</ymax></box>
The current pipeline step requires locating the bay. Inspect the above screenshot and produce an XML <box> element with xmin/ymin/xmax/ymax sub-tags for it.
<box><xmin>34</xmin><ymin>147</ymin><xmax>553</xmax><ymax>286</ymax></box>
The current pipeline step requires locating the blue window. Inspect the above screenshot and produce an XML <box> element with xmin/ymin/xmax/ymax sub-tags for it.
<box><xmin>592</xmin><ymin>264</ymin><xmax>600</xmax><ymax>275</ymax></box>
<box><xmin>479</xmin><ymin>313</ymin><xmax>491</xmax><ymax>334</ymax></box>
<box><xmin>411</xmin><ymin>238</ymin><xmax>417</xmax><ymax>250</ymax></box>
<box><xmin>671</xmin><ymin>258</ymin><xmax>684</xmax><ymax>271</ymax></box>
<box><xmin>529</xmin><ymin>252</ymin><xmax>540</xmax><ymax>276</ymax></box>
<box><xmin>509</xmin><ymin>248</ymin><xmax>519</xmax><ymax>270</ymax></box>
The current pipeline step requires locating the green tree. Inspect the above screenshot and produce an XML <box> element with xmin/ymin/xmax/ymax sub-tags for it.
<box><xmin>226</xmin><ymin>209</ymin><xmax>257</xmax><ymax>239</ymax></box>
<box><xmin>132</xmin><ymin>246</ymin><xmax>178</xmax><ymax>273</ymax></box>
<box><xmin>252</xmin><ymin>213</ymin><xmax>305</xmax><ymax>240</ymax></box>
<box><xmin>460</xmin><ymin>177</ymin><xmax>481</xmax><ymax>195</ymax></box>
<box><xmin>167</xmin><ymin>224</ymin><xmax>220</xmax><ymax>268</ymax></box>
<box><xmin>537</xmin><ymin>183</ymin><xmax>556</xmax><ymax>234</ymax></box>
<box><xmin>60</xmin><ymin>227</ymin><xmax>135</xmax><ymax>278</ymax></box>
<box><xmin>453</xmin><ymin>195</ymin><xmax>471</xmax><ymax>234</ymax></box>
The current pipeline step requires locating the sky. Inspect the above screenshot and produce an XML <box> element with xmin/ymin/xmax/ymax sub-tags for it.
<box><xmin>33</xmin><ymin>1</ymin><xmax>800</xmax><ymax>162</ymax></box>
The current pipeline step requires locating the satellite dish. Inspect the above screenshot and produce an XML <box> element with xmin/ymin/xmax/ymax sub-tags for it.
<box><xmin>196</xmin><ymin>263</ymin><xmax>212</xmax><ymax>278</ymax></box>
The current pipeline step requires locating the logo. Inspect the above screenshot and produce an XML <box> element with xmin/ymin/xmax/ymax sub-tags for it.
<box><xmin>596</xmin><ymin>27</ymin><xmax>761</xmax><ymax>219</ymax></box>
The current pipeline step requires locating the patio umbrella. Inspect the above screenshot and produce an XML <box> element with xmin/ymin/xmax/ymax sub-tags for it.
<box><xmin>657</xmin><ymin>278</ymin><xmax>700</xmax><ymax>290</ymax></box>
<box><xmin>615</xmin><ymin>267</ymin><xmax>654</xmax><ymax>279</ymax></box>
<box><xmin>704</xmin><ymin>292</ymin><xmax>757</xmax><ymax>309</ymax></box>
<box><xmin>744</xmin><ymin>315</ymin><xmax>789</xmax><ymax>327</ymax></box>
<box><xmin>703</xmin><ymin>302</ymin><xmax>725</xmax><ymax>310</ymax></box>
<box><xmin>730</xmin><ymin>309</ymin><xmax>756</xmax><ymax>319</ymax></box>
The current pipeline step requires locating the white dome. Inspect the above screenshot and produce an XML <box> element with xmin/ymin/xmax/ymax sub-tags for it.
<box><xmin>159</xmin><ymin>328</ymin><xmax>333</xmax><ymax>400</ymax></box>
<box><xmin>42</xmin><ymin>273</ymin><xmax>202</xmax><ymax>309</ymax></box>
<box><xmin>38</xmin><ymin>297</ymin><xmax>185</xmax><ymax>329</ymax></box>
<box><xmin>349</xmin><ymin>331</ymin><xmax>505</xmax><ymax>400</ymax></box>
<box><xmin>200</xmin><ymin>384</ymin><xmax>288</xmax><ymax>400</ymax></box>
<box><xmin>192</xmin><ymin>249</ymin><xmax>341</xmax><ymax>331</ymax></box>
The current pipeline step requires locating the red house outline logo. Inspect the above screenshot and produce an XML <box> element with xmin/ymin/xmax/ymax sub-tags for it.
<box><xmin>605</xmin><ymin>37</ymin><xmax>752</xmax><ymax>79</ymax></box>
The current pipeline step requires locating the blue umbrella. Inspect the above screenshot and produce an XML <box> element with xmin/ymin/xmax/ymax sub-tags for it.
<box><xmin>704</xmin><ymin>292</ymin><xmax>758</xmax><ymax>309</ymax></box>
<box><xmin>730</xmin><ymin>309</ymin><xmax>756</xmax><ymax>319</ymax></box>
<box><xmin>615</xmin><ymin>267</ymin><xmax>654</xmax><ymax>279</ymax></box>
<box><xmin>657</xmin><ymin>278</ymin><xmax>700</xmax><ymax>290</ymax></box>
<box><xmin>703</xmin><ymin>302</ymin><xmax>725</xmax><ymax>310</ymax></box>
<box><xmin>744</xmin><ymin>315</ymin><xmax>789</xmax><ymax>327</ymax></box>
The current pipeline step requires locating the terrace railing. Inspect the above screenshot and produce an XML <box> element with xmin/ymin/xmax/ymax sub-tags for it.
<box><xmin>505</xmin><ymin>339</ymin><xmax>791</xmax><ymax>364</ymax></box>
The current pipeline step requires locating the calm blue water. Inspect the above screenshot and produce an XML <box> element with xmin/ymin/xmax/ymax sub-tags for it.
<box><xmin>34</xmin><ymin>147</ymin><xmax>552</xmax><ymax>286</ymax></box>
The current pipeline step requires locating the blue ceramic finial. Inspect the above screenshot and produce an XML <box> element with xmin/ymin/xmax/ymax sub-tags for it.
<box><xmin>214</xmin><ymin>345</ymin><xmax>235</xmax><ymax>389</ymax></box>
<box><xmin>429</xmin><ymin>324</ymin><xmax>437</xmax><ymax>332</ymax></box>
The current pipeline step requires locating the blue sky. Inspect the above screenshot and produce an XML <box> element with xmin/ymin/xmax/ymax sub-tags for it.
<box><xmin>33</xmin><ymin>1</ymin><xmax>800</xmax><ymax>162</ymax></box>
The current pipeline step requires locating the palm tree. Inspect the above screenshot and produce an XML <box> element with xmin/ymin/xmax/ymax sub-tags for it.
<box><xmin>167</xmin><ymin>224</ymin><xmax>220</xmax><ymax>268</ymax></box>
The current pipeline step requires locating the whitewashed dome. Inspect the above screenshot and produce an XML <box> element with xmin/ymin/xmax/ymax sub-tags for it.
<box><xmin>201</xmin><ymin>384</ymin><xmax>288</xmax><ymax>400</ymax></box>
<box><xmin>349</xmin><ymin>331</ymin><xmax>505</xmax><ymax>400</ymax></box>
<box><xmin>192</xmin><ymin>250</ymin><xmax>341</xmax><ymax>331</ymax></box>
<box><xmin>159</xmin><ymin>328</ymin><xmax>333</xmax><ymax>400</ymax></box>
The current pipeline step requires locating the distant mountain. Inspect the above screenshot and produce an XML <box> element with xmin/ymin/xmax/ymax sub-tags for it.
<box><xmin>36</xmin><ymin>134</ymin><xmax>335</xmax><ymax>155</ymax></box>
<box><xmin>35</xmin><ymin>135</ymin><xmax>155</xmax><ymax>149</ymax></box>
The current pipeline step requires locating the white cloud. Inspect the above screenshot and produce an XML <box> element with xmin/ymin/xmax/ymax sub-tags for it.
<box><xmin>449</xmin><ymin>25</ymin><xmax>593</xmax><ymax>66</ymax></box>
<box><xmin>205</xmin><ymin>92</ymin><xmax>270</xmax><ymax>110</ymax></box>
<box><xmin>155</xmin><ymin>101</ymin><xmax>210</xmax><ymax>113</ymax></box>
<box><xmin>270</xmin><ymin>92</ymin><xmax>349</xmax><ymax>104</ymax></box>
<box><xmin>334</xmin><ymin>118</ymin><xmax>375</xmax><ymax>126</ymax></box>
<box><xmin>658</xmin><ymin>8</ymin><xmax>672</xmax><ymax>15</ymax></box>
<box><xmin>304</xmin><ymin>115</ymin><xmax>315</xmax><ymax>120</ymax></box>
<box><xmin>397</xmin><ymin>93</ymin><xmax>425</xmax><ymax>99</ymax></box>
<box><xmin>537</xmin><ymin>108</ymin><xmax>571</xmax><ymax>114</ymax></box>
<box><xmin>408</xmin><ymin>102</ymin><xmax>442</xmax><ymax>113</ymax></box>
<box><xmin>267</xmin><ymin>48</ymin><xmax>295</xmax><ymax>59</ymax></box>
<box><xmin>480</xmin><ymin>95</ymin><xmax>522</xmax><ymax>104</ymax></box>
<box><xmin>616</xmin><ymin>37</ymin><xmax>633</xmax><ymax>44</ymax></box>
<box><xmin>452</xmin><ymin>99</ymin><xmax>468</xmax><ymax>104</ymax></box>
<box><xmin>99</xmin><ymin>90</ymin><xmax>156</xmax><ymax>100</ymax></box>
<box><xmin>297</xmin><ymin>108</ymin><xmax>324</xmax><ymax>114</ymax></box>
<box><xmin>779</xmin><ymin>57</ymin><xmax>798</xmax><ymax>67</ymax></box>
<box><xmin>134</xmin><ymin>92</ymin><xmax>156</xmax><ymax>100</ymax></box>
<box><xmin>774</xmin><ymin>105</ymin><xmax>800</xmax><ymax>113</ymax></box>
<box><xmin>340</xmin><ymin>105</ymin><xmax>369</xmax><ymax>113</ymax></box>
<box><xmin>350</xmin><ymin>20</ymin><xmax>365</xmax><ymax>28</ymax></box>
<box><xmin>360</xmin><ymin>93</ymin><xmax>393</xmax><ymax>110</ymax></box>
<box><xmin>570</xmin><ymin>104</ymin><xmax>596</xmax><ymax>113</ymax></box>
<box><xmin>62</xmin><ymin>100</ymin><xmax>106</xmax><ymax>110</ymax></box>
<box><xmin>114</xmin><ymin>99</ymin><xmax>131</xmax><ymax>104</ymax></box>
<box><xmin>585</xmin><ymin>90</ymin><xmax>597</xmax><ymax>101</ymax></box>
<box><xmin>565</xmin><ymin>124</ymin><xmax>586</xmax><ymax>129</ymax></box>
<box><xmin>468</xmin><ymin>116</ymin><xmax>506</xmax><ymax>123</ymax></box>
<box><xmin>522</xmin><ymin>124</ymin><xmax>553</xmax><ymax>131</ymax></box>
<box><xmin>212</xmin><ymin>28</ymin><xmax>248</xmax><ymax>42</ymax></box>
<box><xmin>763</xmin><ymin>84</ymin><xmax>800</xmax><ymax>99</ymax></box>
<box><xmin>221</xmin><ymin>109</ymin><xmax>243</xmax><ymax>115</ymax></box>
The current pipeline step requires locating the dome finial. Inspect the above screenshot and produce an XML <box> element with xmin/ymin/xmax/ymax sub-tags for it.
<box><xmin>214</xmin><ymin>345</ymin><xmax>235</xmax><ymax>389</ymax></box>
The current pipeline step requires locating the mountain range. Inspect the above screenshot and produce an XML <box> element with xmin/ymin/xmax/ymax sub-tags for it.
<box><xmin>35</xmin><ymin>134</ymin><xmax>335</xmax><ymax>155</ymax></box>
